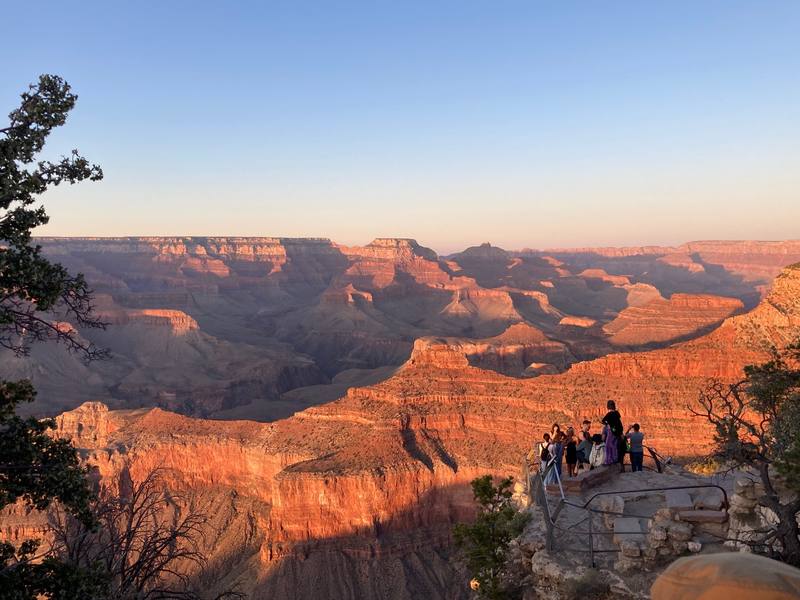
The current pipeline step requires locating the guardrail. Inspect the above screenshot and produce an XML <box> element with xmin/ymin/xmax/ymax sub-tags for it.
<box><xmin>525</xmin><ymin>456</ymin><xmax>729</xmax><ymax>567</ymax></box>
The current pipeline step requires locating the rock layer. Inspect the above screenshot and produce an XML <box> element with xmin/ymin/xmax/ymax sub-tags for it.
<box><xmin>5</xmin><ymin>265</ymin><xmax>799</xmax><ymax>599</ymax></box>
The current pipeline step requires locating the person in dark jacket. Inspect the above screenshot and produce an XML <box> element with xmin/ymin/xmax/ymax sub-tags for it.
<box><xmin>576</xmin><ymin>430</ymin><xmax>592</xmax><ymax>471</ymax></box>
<box><xmin>601</xmin><ymin>400</ymin><xmax>626</xmax><ymax>472</ymax></box>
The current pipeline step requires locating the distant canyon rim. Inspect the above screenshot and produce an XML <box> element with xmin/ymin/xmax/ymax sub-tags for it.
<box><xmin>3</xmin><ymin>236</ymin><xmax>800</xmax><ymax>598</ymax></box>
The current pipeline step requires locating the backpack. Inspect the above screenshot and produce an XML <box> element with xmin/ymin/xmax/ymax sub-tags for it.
<box><xmin>540</xmin><ymin>443</ymin><xmax>551</xmax><ymax>463</ymax></box>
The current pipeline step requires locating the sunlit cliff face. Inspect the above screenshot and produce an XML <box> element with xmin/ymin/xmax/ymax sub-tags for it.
<box><xmin>4</xmin><ymin>239</ymin><xmax>800</xmax><ymax>599</ymax></box>
<box><xmin>7</xmin><ymin>237</ymin><xmax>800</xmax><ymax>421</ymax></box>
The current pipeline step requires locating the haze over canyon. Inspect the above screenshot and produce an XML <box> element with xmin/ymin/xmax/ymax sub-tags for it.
<box><xmin>3</xmin><ymin>237</ymin><xmax>800</xmax><ymax>598</ymax></box>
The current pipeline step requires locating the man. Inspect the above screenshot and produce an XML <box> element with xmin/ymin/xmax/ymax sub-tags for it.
<box><xmin>576</xmin><ymin>430</ymin><xmax>592</xmax><ymax>471</ymax></box>
<box><xmin>581</xmin><ymin>419</ymin><xmax>591</xmax><ymax>438</ymax></box>
<box><xmin>626</xmin><ymin>423</ymin><xmax>645</xmax><ymax>472</ymax></box>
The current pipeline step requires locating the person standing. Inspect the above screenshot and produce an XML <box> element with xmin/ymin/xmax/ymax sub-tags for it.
<box><xmin>577</xmin><ymin>430</ymin><xmax>592</xmax><ymax>471</ymax></box>
<box><xmin>565</xmin><ymin>430</ymin><xmax>578</xmax><ymax>477</ymax></box>
<box><xmin>626</xmin><ymin>423</ymin><xmax>645</xmax><ymax>472</ymax></box>
<box><xmin>539</xmin><ymin>433</ymin><xmax>552</xmax><ymax>465</ymax></box>
<box><xmin>552</xmin><ymin>432</ymin><xmax>564</xmax><ymax>480</ymax></box>
<box><xmin>541</xmin><ymin>433</ymin><xmax>557</xmax><ymax>485</ymax></box>
<box><xmin>602</xmin><ymin>400</ymin><xmax>625</xmax><ymax>472</ymax></box>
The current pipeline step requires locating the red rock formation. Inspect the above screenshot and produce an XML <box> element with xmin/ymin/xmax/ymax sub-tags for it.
<box><xmin>527</xmin><ymin>240</ymin><xmax>800</xmax><ymax>303</ymax></box>
<box><xmin>559</xmin><ymin>316</ymin><xmax>596</xmax><ymax>328</ymax></box>
<box><xmin>5</xmin><ymin>265</ymin><xmax>797</xmax><ymax>599</ymax></box>
<box><xmin>12</xmin><ymin>237</ymin><xmax>798</xmax><ymax>422</ymax></box>
<box><xmin>409</xmin><ymin>324</ymin><xmax>574</xmax><ymax>376</ymax></box>
<box><xmin>579</xmin><ymin>268</ymin><xmax>632</xmax><ymax>286</ymax></box>
<box><xmin>681</xmin><ymin>240</ymin><xmax>800</xmax><ymax>282</ymax></box>
<box><xmin>603</xmin><ymin>294</ymin><xmax>743</xmax><ymax>346</ymax></box>
<box><xmin>98</xmin><ymin>308</ymin><xmax>200</xmax><ymax>334</ymax></box>
<box><xmin>320</xmin><ymin>283</ymin><xmax>374</xmax><ymax>305</ymax></box>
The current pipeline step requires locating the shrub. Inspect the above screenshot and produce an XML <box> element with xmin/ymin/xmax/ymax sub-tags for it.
<box><xmin>453</xmin><ymin>475</ymin><xmax>530</xmax><ymax>599</ymax></box>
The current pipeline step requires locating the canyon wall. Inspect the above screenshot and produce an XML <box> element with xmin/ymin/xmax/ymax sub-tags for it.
<box><xmin>8</xmin><ymin>237</ymin><xmax>795</xmax><ymax>419</ymax></box>
<box><xmin>7</xmin><ymin>264</ymin><xmax>796</xmax><ymax>599</ymax></box>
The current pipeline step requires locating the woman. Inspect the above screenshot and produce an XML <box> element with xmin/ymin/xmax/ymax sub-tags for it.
<box><xmin>565</xmin><ymin>431</ymin><xmax>578</xmax><ymax>477</ymax></box>
<box><xmin>539</xmin><ymin>433</ymin><xmax>552</xmax><ymax>465</ymax></box>
<box><xmin>602</xmin><ymin>400</ymin><xmax>625</xmax><ymax>471</ymax></box>
<box><xmin>602</xmin><ymin>423</ymin><xmax>618</xmax><ymax>465</ymax></box>
<box><xmin>542</xmin><ymin>433</ymin><xmax>558</xmax><ymax>485</ymax></box>
<box><xmin>553</xmin><ymin>432</ymin><xmax>564</xmax><ymax>479</ymax></box>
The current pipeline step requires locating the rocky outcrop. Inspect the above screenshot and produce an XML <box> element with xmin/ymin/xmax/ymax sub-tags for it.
<box><xmin>5</xmin><ymin>264</ymin><xmax>798</xmax><ymax>599</ymax></box>
<box><xmin>527</xmin><ymin>240</ymin><xmax>800</xmax><ymax>307</ymax></box>
<box><xmin>579</xmin><ymin>268</ymin><xmax>631</xmax><ymax>286</ymax></box>
<box><xmin>603</xmin><ymin>294</ymin><xmax>743</xmax><ymax>346</ymax></box>
<box><xmin>410</xmin><ymin>324</ymin><xmax>574</xmax><ymax>376</ymax></box>
<box><xmin>558</xmin><ymin>316</ymin><xmax>596</xmax><ymax>328</ymax></box>
<box><xmin>98</xmin><ymin>308</ymin><xmax>200</xmax><ymax>334</ymax></box>
<box><xmin>13</xmin><ymin>238</ymin><xmax>799</xmax><ymax>425</ymax></box>
<box><xmin>573</xmin><ymin>266</ymin><xmax>800</xmax><ymax>382</ymax></box>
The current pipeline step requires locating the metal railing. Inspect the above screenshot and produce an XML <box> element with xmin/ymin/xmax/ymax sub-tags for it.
<box><xmin>524</xmin><ymin>454</ymin><xmax>729</xmax><ymax>567</ymax></box>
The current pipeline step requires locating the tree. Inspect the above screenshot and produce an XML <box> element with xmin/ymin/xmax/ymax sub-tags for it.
<box><xmin>692</xmin><ymin>340</ymin><xmax>800</xmax><ymax>565</ymax></box>
<box><xmin>0</xmin><ymin>74</ymin><xmax>105</xmax><ymax>597</ymax></box>
<box><xmin>0</xmin><ymin>74</ymin><xmax>106</xmax><ymax>358</ymax></box>
<box><xmin>453</xmin><ymin>475</ymin><xmax>530</xmax><ymax>600</ymax></box>
<box><xmin>49</xmin><ymin>468</ymin><xmax>243</xmax><ymax>600</ymax></box>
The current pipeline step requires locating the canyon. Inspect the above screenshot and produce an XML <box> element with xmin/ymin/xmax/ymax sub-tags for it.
<box><xmin>2</xmin><ymin>238</ymin><xmax>800</xmax><ymax>599</ymax></box>
<box><xmin>6</xmin><ymin>237</ymin><xmax>800</xmax><ymax>419</ymax></box>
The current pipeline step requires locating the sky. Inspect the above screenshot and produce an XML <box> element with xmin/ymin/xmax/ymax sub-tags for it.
<box><xmin>2</xmin><ymin>1</ymin><xmax>799</xmax><ymax>253</ymax></box>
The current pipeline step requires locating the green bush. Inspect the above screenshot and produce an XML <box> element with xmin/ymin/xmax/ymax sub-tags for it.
<box><xmin>453</xmin><ymin>475</ymin><xmax>530</xmax><ymax>599</ymax></box>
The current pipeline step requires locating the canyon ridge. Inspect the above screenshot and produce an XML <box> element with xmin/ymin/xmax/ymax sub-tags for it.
<box><xmin>2</xmin><ymin>237</ymin><xmax>800</xmax><ymax>598</ymax></box>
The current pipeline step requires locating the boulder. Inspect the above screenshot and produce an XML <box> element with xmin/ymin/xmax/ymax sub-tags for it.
<box><xmin>649</xmin><ymin>526</ymin><xmax>668</xmax><ymax>542</ymax></box>
<box><xmin>693</xmin><ymin>490</ymin><xmax>725</xmax><ymax>511</ymax></box>
<box><xmin>598</xmin><ymin>495</ymin><xmax>625</xmax><ymax>529</ymax></box>
<box><xmin>613</xmin><ymin>517</ymin><xmax>645</xmax><ymax>545</ymax></box>
<box><xmin>620</xmin><ymin>540</ymin><xmax>641</xmax><ymax>558</ymax></box>
<box><xmin>665</xmin><ymin>490</ymin><xmax>694</xmax><ymax>512</ymax></box>
<box><xmin>678</xmin><ymin>510</ymin><xmax>728</xmax><ymax>524</ymax></box>
<box><xmin>735</xmin><ymin>477</ymin><xmax>757</xmax><ymax>499</ymax></box>
<box><xmin>667</xmin><ymin>522</ymin><xmax>693</xmax><ymax>541</ymax></box>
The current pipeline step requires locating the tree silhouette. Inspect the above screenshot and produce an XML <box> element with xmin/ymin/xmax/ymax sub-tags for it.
<box><xmin>0</xmin><ymin>74</ymin><xmax>105</xmax><ymax>598</ymax></box>
<box><xmin>692</xmin><ymin>340</ymin><xmax>800</xmax><ymax>565</ymax></box>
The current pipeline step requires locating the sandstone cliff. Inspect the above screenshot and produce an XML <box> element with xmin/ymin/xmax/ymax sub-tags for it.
<box><xmin>6</xmin><ymin>264</ymin><xmax>798</xmax><ymax>599</ymax></box>
<box><xmin>8</xmin><ymin>237</ymin><xmax>798</xmax><ymax>422</ymax></box>
<box><xmin>603</xmin><ymin>294</ymin><xmax>743</xmax><ymax>346</ymax></box>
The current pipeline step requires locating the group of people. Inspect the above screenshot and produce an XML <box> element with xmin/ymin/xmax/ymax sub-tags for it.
<box><xmin>530</xmin><ymin>400</ymin><xmax>646</xmax><ymax>485</ymax></box>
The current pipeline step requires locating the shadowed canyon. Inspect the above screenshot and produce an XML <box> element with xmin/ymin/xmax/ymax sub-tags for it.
<box><xmin>3</xmin><ymin>237</ymin><xmax>800</xmax><ymax>598</ymax></box>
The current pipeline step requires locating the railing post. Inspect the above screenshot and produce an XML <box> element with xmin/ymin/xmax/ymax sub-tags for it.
<box><xmin>535</xmin><ymin>467</ymin><xmax>555</xmax><ymax>552</ymax></box>
<box><xmin>588</xmin><ymin>509</ymin><xmax>595</xmax><ymax>568</ymax></box>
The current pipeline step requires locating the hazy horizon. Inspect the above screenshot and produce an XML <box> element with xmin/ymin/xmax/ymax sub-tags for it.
<box><xmin>4</xmin><ymin>2</ymin><xmax>799</xmax><ymax>250</ymax></box>
<box><xmin>30</xmin><ymin>233</ymin><xmax>800</xmax><ymax>258</ymax></box>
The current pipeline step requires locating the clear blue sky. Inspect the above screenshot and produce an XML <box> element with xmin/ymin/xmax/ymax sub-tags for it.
<box><xmin>2</xmin><ymin>1</ymin><xmax>799</xmax><ymax>253</ymax></box>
